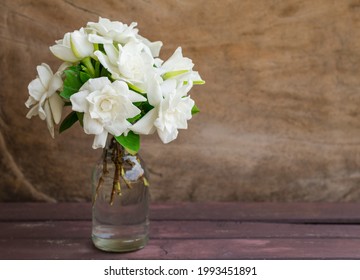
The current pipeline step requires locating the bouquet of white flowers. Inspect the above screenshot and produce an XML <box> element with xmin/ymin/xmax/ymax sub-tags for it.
<box><xmin>25</xmin><ymin>17</ymin><xmax>204</xmax><ymax>154</ymax></box>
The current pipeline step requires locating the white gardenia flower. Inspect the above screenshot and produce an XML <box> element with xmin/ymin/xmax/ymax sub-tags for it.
<box><xmin>158</xmin><ymin>47</ymin><xmax>204</xmax><ymax>84</ymax></box>
<box><xmin>87</xmin><ymin>17</ymin><xmax>163</xmax><ymax>57</ymax></box>
<box><xmin>50</xmin><ymin>28</ymin><xmax>94</xmax><ymax>62</ymax></box>
<box><xmin>160</xmin><ymin>47</ymin><xmax>194</xmax><ymax>74</ymax></box>
<box><xmin>70</xmin><ymin>77</ymin><xmax>146</xmax><ymax>149</ymax></box>
<box><xmin>86</xmin><ymin>17</ymin><xmax>139</xmax><ymax>45</ymax></box>
<box><xmin>94</xmin><ymin>41</ymin><xmax>155</xmax><ymax>91</ymax></box>
<box><xmin>155</xmin><ymin>83</ymin><xmax>194</xmax><ymax>143</ymax></box>
<box><xmin>25</xmin><ymin>63</ymin><xmax>67</xmax><ymax>138</ymax></box>
<box><xmin>131</xmin><ymin>79</ymin><xmax>195</xmax><ymax>144</ymax></box>
<box><xmin>136</xmin><ymin>34</ymin><xmax>163</xmax><ymax>58</ymax></box>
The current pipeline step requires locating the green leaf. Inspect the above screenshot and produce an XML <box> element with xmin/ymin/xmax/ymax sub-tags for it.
<box><xmin>162</xmin><ymin>70</ymin><xmax>188</xmax><ymax>80</ymax></box>
<box><xmin>134</xmin><ymin>102</ymin><xmax>154</xmax><ymax>116</ymax></box>
<box><xmin>59</xmin><ymin>111</ymin><xmax>78</xmax><ymax>133</ymax></box>
<box><xmin>127</xmin><ymin>114</ymin><xmax>142</xmax><ymax>124</ymax></box>
<box><xmin>191</xmin><ymin>104</ymin><xmax>200</xmax><ymax>115</ymax></box>
<box><xmin>79</xmin><ymin>71</ymin><xmax>91</xmax><ymax>84</ymax></box>
<box><xmin>101</xmin><ymin>66</ymin><xmax>110</xmax><ymax>77</ymax></box>
<box><xmin>114</xmin><ymin>131</ymin><xmax>140</xmax><ymax>155</ymax></box>
<box><xmin>60</xmin><ymin>66</ymin><xmax>83</xmax><ymax>99</ymax></box>
<box><xmin>76</xmin><ymin>112</ymin><xmax>84</xmax><ymax>127</ymax></box>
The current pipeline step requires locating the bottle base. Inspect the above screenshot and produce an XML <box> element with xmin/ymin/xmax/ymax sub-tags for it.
<box><xmin>92</xmin><ymin>235</ymin><xmax>148</xmax><ymax>252</ymax></box>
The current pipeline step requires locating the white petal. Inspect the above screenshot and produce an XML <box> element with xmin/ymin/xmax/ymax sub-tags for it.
<box><xmin>157</xmin><ymin>127</ymin><xmax>178</xmax><ymax>144</ymax></box>
<box><xmin>48</xmin><ymin>74</ymin><xmax>63</xmax><ymax>96</ymax></box>
<box><xmin>37</xmin><ymin>63</ymin><xmax>53</xmax><ymax>88</ymax></box>
<box><xmin>88</xmin><ymin>34</ymin><xmax>113</xmax><ymax>44</ymax></box>
<box><xmin>160</xmin><ymin>79</ymin><xmax>177</xmax><ymax>97</ymax></box>
<box><xmin>173</xmin><ymin>70</ymin><xmax>204</xmax><ymax>84</ymax></box>
<box><xmin>111</xmin><ymin>80</ymin><xmax>128</xmax><ymax>94</ymax></box>
<box><xmin>136</xmin><ymin>34</ymin><xmax>162</xmax><ymax>57</ymax></box>
<box><xmin>92</xmin><ymin>130</ymin><xmax>108</xmax><ymax>149</ymax></box>
<box><xmin>37</xmin><ymin>94</ymin><xmax>47</xmax><ymax>120</ymax></box>
<box><xmin>44</xmin><ymin>101</ymin><xmax>55</xmax><ymax>138</ymax></box>
<box><xmin>146</xmin><ymin>74</ymin><xmax>162</xmax><ymax>106</ymax></box>
<box><xmin>94</xmin><ymin>50</ymin><xmax>120</xmax><ymax>78</ymax></box>
<box><xmin>176</xmin><ymin>117</ymin><xmax>188</xmax><ymax>130</ymax></box>
<box><xmin>149</xmin><ymin>41</ymin><xmax>163</xmax><ymax>57</ymax></box>
<box><xmin>57</xmin><ymin>62</ymin><xmax>72</xmax><ymax>72</ymax></box>
<box><xmin>189</xmin><ymin>71</ymin><xmax>203</xmax><ymax>81</ymax></box>
<box><xmin>49</xmin><ymin>94</ymin><xmax>64</xmax><ymax>124</ymax></box>
<box><xmin>25</xmin><ymin>96</ymin><xmax>37</xmax><ymax>108</ymax></box>
<box><xmin>83</xmin><ymin>113</ymin><xmax>104</xmax><ymax>135</ymax></box>
<box><xmin>62</xmin><ymin>33</ymin><xmax>72</xmax><ymax>46</ymax></box>
<box><xmin>49</xmin><ymin>45</ymin><xmax>78</xmax><ymax>62</ymax></box>
<box><xmin>127</xmin><ymin>90</ymin><xmax>147</xmax><ymax>102</ymax></box>
<box><xmin>112</xmin><ymin>80</ymin><xmax>146</xmax><ymax>102</ymax></box>
<box><xmin>70</xmin><ymin>90</ymin><xmax>89</xmax><ymax>112</ymax></box>
<box><xmin>105</xmin><ymin>120</ymin><xmax>130</xmax><ymax>136</ymax></box>
<box><xmin>126</xmin><ymin>104</ymin><xmax>141</xmax><ymax>118</ymax></box>
<box><xmin>177</xmin><ymin>96</ymin><xmax>194</xmax><ymax>119</ymax></box>
<box><xmin>161</xmin><ymin>47</ymin><xmax>194</xmax><ymax>72</ymax></box>
<box><xmin>154</xmin><ymin>58</ymin><xmax>163</xmax><ymax>68</ymax></box>
<box><xmin>123</xmin><ymin>41</ymin><xmax>143</xmax><ymax>54</ymax></box>
<box><xmin>86</xmin><ymin>77</ymin><xmax>111</xmax><ymax>91</ymax></box>
<box><xmin>175</xmin><ymin>81</ymin><xmax>193</xmax><ymax>98</ymax></box>
<box><xmin>103</xmin><ymin>44</ymin><xmax>119</xmax><ymax>63</ymax></box>
<box><xmin>94</xmin><ymin>50</ymin><xmax>111</xmax><ymax>71</ymax></box>
<box><xmin>114</xmin><ymin>23</ymin><xmax>139</xmax><ymax>43</ymax></box>
<box><xmin>144</xmin><ymin>40</ymin><xmax>162</xmax><ymax>57</ymax></box>
<box><xmin>37</xmin><ymin>107</ymin><xmax>46</xmax><ymax>120</ymax></box>
<box><xmin>26</xmin><ymin>104</ymin><xmax>40</xmax><ymax>119</ymax></box>
<box><xmin>71</xmin><ymin>29</ymin><xmax>94</xmax><ymax>58</ymax></box>
<box><xmin>28</xmin><ymin>78</ymin><xmax>45</xmax><ymax>101</ymax></box>
<box><xmin>130</xmin><ymin>108</ymin><xmax>157</xmax><ymax>135</ymax></box>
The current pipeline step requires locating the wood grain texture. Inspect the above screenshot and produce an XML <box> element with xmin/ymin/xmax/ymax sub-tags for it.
<box><xmin>1</xmin><ymin>203</ymin><xmax>360</xmax><ymax>259</ymax></box>
<box><xmin>2</xmin><ymin>202</ymin><xmax>360</xmax><ymax>222</ymax></box>
<box><xmin>2</xmin><ymin>220</ymin><xmax>360</xmax><ymax>239</ymax></box>
<box><xmin>1</xmin><ymin>0</ymin><xmax>360</xmax><ymax>202</ymax></box>
<box><xmin>2</xmin><ymin>238</ymin><xmax>360</xmax><ymax>260</ymax></box>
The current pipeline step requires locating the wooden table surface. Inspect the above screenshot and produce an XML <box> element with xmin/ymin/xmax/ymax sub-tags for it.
<box><xmin>1</xmin><ymin>202</ymin><xmax>360</xmax><ymax>259</ymax></box>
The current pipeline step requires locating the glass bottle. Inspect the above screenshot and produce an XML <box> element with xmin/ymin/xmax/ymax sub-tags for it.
<box><xmin>91</xmin><ymin>137</ymin><xmax>149</xmax><ymax>252</ymax></box>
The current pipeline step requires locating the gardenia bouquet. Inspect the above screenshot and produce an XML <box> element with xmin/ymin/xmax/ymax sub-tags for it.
<box><xmin>25</xmin><ymin>17</ymin><xmax>204</xmax><ymax>153</ymax></box>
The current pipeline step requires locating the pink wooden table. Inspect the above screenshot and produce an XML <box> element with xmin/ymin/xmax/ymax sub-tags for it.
<box><xmin>1</xmin><ymin>202</ymin><xmax>360</xmax><ymax>259</ymax></box>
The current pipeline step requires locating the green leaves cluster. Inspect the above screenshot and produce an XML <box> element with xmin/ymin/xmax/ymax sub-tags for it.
<box><xmin>60</xmin><ymin>65</ymin><xmax>90</xmax><ymax>100</ymax></box>
<box><xmin>59</xmin><ymin>64</ymin><xmax>88</xmax><ymax>136</ymax></box>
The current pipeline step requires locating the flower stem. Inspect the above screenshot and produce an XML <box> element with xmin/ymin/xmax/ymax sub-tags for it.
<box><xmin>110</xmin><ymin>140</ymin><xmax>123</xmax><ymax>205</ymax></box>
<box><xmin>82</xmin><ymin>57</ymin><xmax>96</xmax><ymax>77</ymax></box>
<box><xmin>94</xmin><ymin>137</ymin><xmax>145</xmax><ymax>206</ymax></box>
<box><xmin>93</xmin><ymin>148</ymin><xmax>110</xmax><ymax>206</ymax></box>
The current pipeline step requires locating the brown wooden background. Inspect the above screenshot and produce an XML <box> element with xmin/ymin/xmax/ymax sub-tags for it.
<box><xmin>1</xmin><ymin>0</ymin><xmax>360</xmax><ymax>202</ymax></box>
